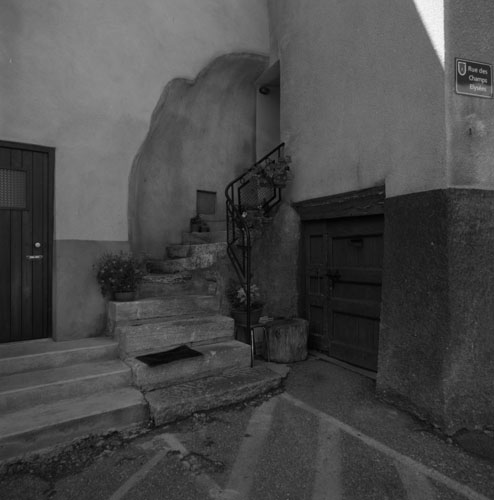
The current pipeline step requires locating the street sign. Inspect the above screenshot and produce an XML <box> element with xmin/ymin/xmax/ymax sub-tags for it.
<box><xmin>455</xmin><ymin>58</ymin><xmax>493</xmax><ymax>98</ymax></box>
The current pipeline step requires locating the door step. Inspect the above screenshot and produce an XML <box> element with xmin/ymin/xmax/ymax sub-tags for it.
<box><xmin>0</xmin><ymin>360</ymin><xmax>131</xmax><ymax>413</ymax></box>
<box><xmin>0</xmin><ymin>338</ymin><xmax>118</xmax><ymax>377</ymax></box>
<box><xmin>0</xmin><ymin>387</ymin><xmax>148</xmax><ymax>463</ymax></box>
<box><xmin>127</xmin><ymin>340</ymin><xmax>251</xmax><ymax>392</ymax></box>
<box><xmin>145</xmin><ymin>364</ymin><xmax>283</xmax><ymax>426</ymax></box>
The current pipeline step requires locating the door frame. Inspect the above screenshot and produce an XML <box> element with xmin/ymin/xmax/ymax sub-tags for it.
<box><xmin>294</xmin><ymin>186</ymin><xmax>385</xmax><ymax>365</ymax></box>
<box><xmin>0</xmin><ymin>140</ymin><xmax>55</xmax><ymax>340</ymax></box>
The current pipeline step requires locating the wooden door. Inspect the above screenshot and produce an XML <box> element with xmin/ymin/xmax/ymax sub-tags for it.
<box><xmin>0</xmin><ymin>141</ymin><xmax>54</xmax><ymax>343</ymax></box>
<box><xmin>304</xmin><ymin>215</ymin><xmax>383</xmax><ymax>371</ymax></box>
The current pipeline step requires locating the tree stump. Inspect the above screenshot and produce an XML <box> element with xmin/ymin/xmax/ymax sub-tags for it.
<box><xmin>267</xmin><ymin>318</ymin><xmax>309</xmax><ymax>363</ymax></box>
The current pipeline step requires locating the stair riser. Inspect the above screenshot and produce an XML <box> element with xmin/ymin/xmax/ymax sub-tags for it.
<box><xmin>182</xmin><ymin>231</ymin><xmax>226</xmax><ymax>244</ymax></box>
<box><xmin>0</xmin><ymin>403</ymin><xmax>148</xmax><ymax>463</ymax></box>
<box><xmin>0</xmin><ymin>344</ymin><xmax>118</xmax><ymax>377</ymax></box>
<box><xmin>108</xmin><ymin>296</ymin><xmax>219</xmax><ymax>326</ymax></box>
<box><xmin>117</xmin><ymin>316</ymin><xmax>234</xmax><ymax>357</ymax></box>
<box><xmin>0</xmin><ymin>370</ymin><xmax>131</xmax><ymax>413</ymax></box>
<box><xmin>130</xmin><ymin>342</ymin><xmax>251</xmax><ymax>392</ymax></box>
<box><xmin>139</xmin><ymin>280</ymin><xmax>215</xmax><ymax>298</ymax></box>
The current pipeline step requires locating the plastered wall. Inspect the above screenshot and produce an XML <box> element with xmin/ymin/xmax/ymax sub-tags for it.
<box><xmin>445</xmin><ymin>0</ymin><xmax>494</xmax><ymax>188</ymax></box>
<box><xmin>0</xmin><ymin>0</ymin><xmax>269</xmax><ymax>339</ymax></box>
<box><xmin>269</xmin><ymin>0</ymin><xmax>447</xmax><ymax>200</ymax></box>
<box><xmin>1</xmin><ymin>0</ymin><xmax>269</xmax><ymax>241</ymax></box>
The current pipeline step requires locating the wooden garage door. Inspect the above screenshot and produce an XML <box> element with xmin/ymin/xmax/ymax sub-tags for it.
<box><xmin>304</xmin><ymin>215</ymin><xmax>383</xmax><ymax>371</ymax></box>
<box><xmin>0</xmin><ymin>141</ymin><xmax>54</xmax><ymax>343</ymax></box>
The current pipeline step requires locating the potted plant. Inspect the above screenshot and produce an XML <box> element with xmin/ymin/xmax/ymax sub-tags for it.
<box><xmin>226</xmin><ymin>280</ymin><xmax>264</xmax><ymax>325</ymax></box>
<box><xmin>251</xmin><ymin>155</ymin><xmax>293</xmax><ymax>188</ymax></box>
<box><xmin>94</xmin><ymin>252</ymin><xmax>146</xmax><ymax>301</ymax></box>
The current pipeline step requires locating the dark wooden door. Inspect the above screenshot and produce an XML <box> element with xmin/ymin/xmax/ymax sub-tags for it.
<box><xmin>304</xmin><ymin>215</ymin><xmax>383</xmax><ymax>371</ymax></box>
<box><xmin>0</xmin><ymin>142</ymin><xmax>54</xmax><ymax>343</ymax></box>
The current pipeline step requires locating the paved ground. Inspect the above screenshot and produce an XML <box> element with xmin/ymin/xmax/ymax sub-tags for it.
<box><xmin>1</xmin><ymin>358</ymin><xmax>493</xmax><ymax>500</ymax></box>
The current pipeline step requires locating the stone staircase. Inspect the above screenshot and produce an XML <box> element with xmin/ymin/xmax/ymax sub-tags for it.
<box><xmin>109</xmin><ymin>234</ymin><xmax>282</xmax><ymax>426</ymax></box>
<box><xmin>0</xmin><ymin>338</ymin><xmax>148</xmax><ymax>462</ymax></box>
<box><xmin>0</xmin><ymin>229</ymin><xmax>283</xmax><ymax>464</ymax></box>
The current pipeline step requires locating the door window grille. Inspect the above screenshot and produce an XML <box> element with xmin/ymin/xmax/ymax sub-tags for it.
<box><xmin>0</xmin><ymin>169</ymin><xmax>27</xmax><ymax>209</ymax></box>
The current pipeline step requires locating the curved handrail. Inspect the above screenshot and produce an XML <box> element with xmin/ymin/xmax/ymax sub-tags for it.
<box><xmin>225</xmin><ymin>143</ymin><xmax>285</xmax><ymax>366</ymax></box>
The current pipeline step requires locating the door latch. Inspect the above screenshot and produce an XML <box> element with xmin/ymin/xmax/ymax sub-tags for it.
<box><xmin>26</xmin><ymin>255</ymin><xmax>43</xmax><ymax>260</ymax></box>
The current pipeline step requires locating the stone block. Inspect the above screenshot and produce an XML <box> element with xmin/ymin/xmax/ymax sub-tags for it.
<box><xmin>145</xmin><ymin>365</ymin><xmax>282</xmax><ymax>426</ymax></box>
<box><xmin>116</xmin><ymin>315</ymin><xmax>235</xmax><ymax>358</ymax></box>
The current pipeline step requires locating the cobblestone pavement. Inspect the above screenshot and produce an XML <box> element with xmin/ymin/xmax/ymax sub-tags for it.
<box><xmin>1</xmin><ymin>359</ymin><xmax>493</xmax><ymax>500</ymax></box>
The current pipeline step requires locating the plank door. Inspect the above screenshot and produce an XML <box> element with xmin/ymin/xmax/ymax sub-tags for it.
<box><xmin>303</xmin><ymin>215</ymin><xmax>384</xmax><ymax>371</ymax></box>
<box><xmin>0</xmin><ymin>142</ymin><xmax>54</xmax><ymax>343</ymax></box>
<box><xmin>304</xmin><ymin>221</ymin><xmax>329</xmax><ymax>351</ymax></box>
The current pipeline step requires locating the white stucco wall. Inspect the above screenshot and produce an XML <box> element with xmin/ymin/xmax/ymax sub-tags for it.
<box><xmin>0</xmin><ymin>0</ymin><xmax>269</xmax><ymax>241</ymax></box>
<box><xmin>445</xmin><ymin>0</ymin><xmax>494</xmax><ymax>189</ymax></box>
<box><xmin>269</xmin><ymin>0</ymin><xmax>447</xmax><ymax>200</ymax></box>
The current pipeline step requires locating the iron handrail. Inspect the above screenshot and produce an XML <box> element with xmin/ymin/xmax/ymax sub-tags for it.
<box><xmin>224</xmin><ymin>143</ymin><xmax>285</xmax><ymax>366</ymax></box>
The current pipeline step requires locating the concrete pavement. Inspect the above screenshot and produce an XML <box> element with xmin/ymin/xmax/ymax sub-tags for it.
<box><xmin>1</xmin><ymin>357</ymin><xmax>493</xmax><ymax>499</ymax></box>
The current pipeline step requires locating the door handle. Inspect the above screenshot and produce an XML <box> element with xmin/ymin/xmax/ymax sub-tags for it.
<box><xmin>326</xmin><ymin>270</ymin><xmax>341</xmax><ymax>280</ymax></box>
<box><xmin>26</xmin><ymin>255</ymin><xmax>43</xmax><ymax>260</ymax></box>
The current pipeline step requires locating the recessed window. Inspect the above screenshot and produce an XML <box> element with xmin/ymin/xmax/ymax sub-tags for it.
<box><xmin>197</xmin><ymin>190</ymin><xmax>216</xmax><ymax>215</ymax></box>
<box><xmin>0</xmin><ymin>169</ymin><xmax>26</xmax><ymax>209</ymax></box>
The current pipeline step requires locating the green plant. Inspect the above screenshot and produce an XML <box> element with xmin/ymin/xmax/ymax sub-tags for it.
<box><xmin>251</xmin><ymin>155</ymin><xmax>293</xmax><ymax>187</ymax></box>
<box><xmin>93</xmin><ymin>252</ymin><xmax>145</xmax><ymax>297</ymax></box>
<box><xmin>226</xmin><ymin>280</ymin><xmax>263</xmax><ymax>311</ymax></box>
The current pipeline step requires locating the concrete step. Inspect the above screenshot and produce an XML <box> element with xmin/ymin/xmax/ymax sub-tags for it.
<box><xmin>0</xmin><ymin>387</ymin><xmax>148</xmax><ymax>463</ymax></box>
<box><xmin>0</xmin><ymin>338</ymin><xmax>118</xmax><ymax>377</ymax></box>
<box><xmin>107</xmin><ymin>295</ymin><xmax>219</xmax><ymax>331</ymax></box>
<box><xmin>139</xmin><ymin>271</ymin><xmax>216</xmax><ymax>298</ymax></box>
<box><xmin>115</xmin><ymin>314</ymin><xmax>234</xmax><ymax>358</ymax></box>
<box><xmin>0</xmin><ymin>360</ymin><xmax>131</xmax><ymax>413</ymax></box>
<box><xmin>128</xmin><ymin>340</ymin><xmax>251</xmax><ymax>392</ymax></box>
<box><xmin>145</xmin><ymin>364</ymin><xmax>283</xmax><ymax>426</ymax></box>
<box><xmin>182</xmin><ymin>230</ymin><xmax>227</xmax><ymax>244</ymax></box>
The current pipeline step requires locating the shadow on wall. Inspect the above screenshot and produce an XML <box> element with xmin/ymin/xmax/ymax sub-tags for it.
<box><xmin>128</xmin><ymin>53</ymin><xmax>268</xmax><ymax>259</ymax></box>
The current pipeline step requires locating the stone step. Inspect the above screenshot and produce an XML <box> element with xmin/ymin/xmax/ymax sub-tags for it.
<box><xmin>199</xmin><ymin>218</ymin><xmax>226</xmax><ymax>233</ymax></box>
<box><xmin>0</xmin><ymin>360</ymin><xmax>131</xmax><ymax>413</ymax></box>
<box><xmin>127</xmin><ymin>340</ymin><xmax>251</xmax><ymax>392</ymax></box>
<box><xmin>148</xmin><ymin>242</ymin><xmax>227</xmax><ymax>273</ymax></box>
<box><xmin>107</xmin><ymin>295</ymin><xmax>220</xmax><ymax>331</ymax></box>
<box><xmin>182</xmin><ymin>230</ymin><xmax>227</xmax><ymax>245</ymax></box>
<box><xmin>145</xmin><ymin>364</ymin><xmax>283</xmax><ymax>426</ymax></box>
<box><xmin>0</xmin><ymin>338</ymin><xmax>118</xmax><ymax>377</ymax></box>
<box><xmin>139</xmin><ymin>270</ymin><xmax>217</xmax><ymax>298</ymax></box>
<box><xmin>115</xmin><ymin>314</ymin><xmax>234</xmax><ymax>358</ymax></box>
<box><xmin>0</xmin><ymin>387</ymin><xmax>148</xmax><ymax>463</ymax></box>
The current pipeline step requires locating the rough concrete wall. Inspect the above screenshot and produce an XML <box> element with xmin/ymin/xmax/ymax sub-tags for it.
<box><xmin>378</xmin><ymin>189</ymin><xmax>494</xmax><ymax>433</ymax></box>
<box><xmin>129</xmin><ymin>53</ymin><xmax>268</xmax><ymax>258</ymax></box>
<box><xmin>268</xmin><ymin>0</ymin><xmax>446</xmax><ymax>200</ymax></box>
<box><xmin>445</xmin><ymin>1</ymin><xmax>494</xmax><ymax>189</ymax></box>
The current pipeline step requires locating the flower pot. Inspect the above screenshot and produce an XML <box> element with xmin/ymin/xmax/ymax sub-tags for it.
<box><xmin>113</xmin><ymin>291</ymin><xmax>136</xmax><ymax>302</ymax></box>
<box><xmin>230</xmin><ymin>307</ymin><xmax>263</xmax><ymax>326</ymax></box>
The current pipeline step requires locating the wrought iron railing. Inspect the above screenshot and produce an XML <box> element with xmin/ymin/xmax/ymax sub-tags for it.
<box><xmin>225</xmin><ymin>143</ymin><xmax>286</xmax><ymax>364</ymax></box>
